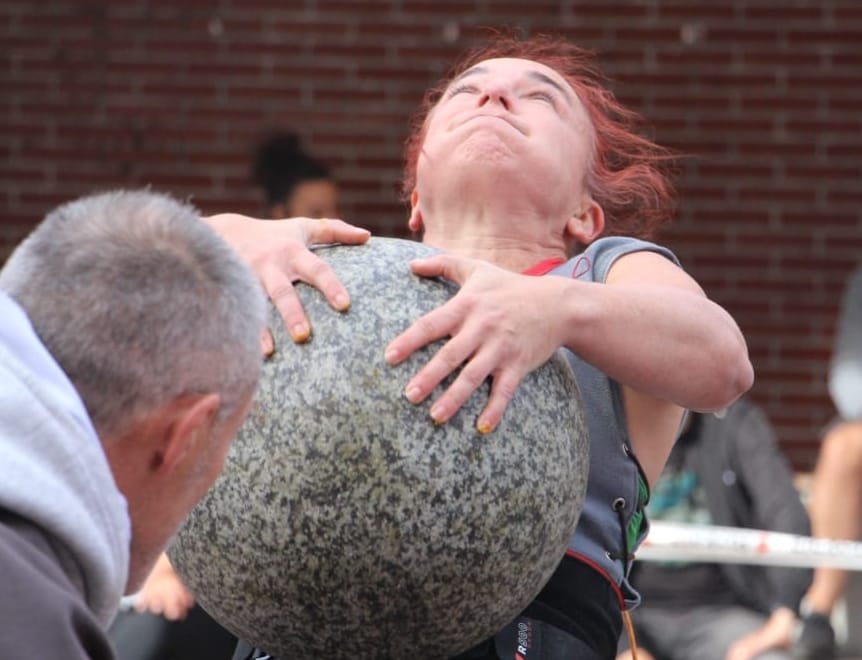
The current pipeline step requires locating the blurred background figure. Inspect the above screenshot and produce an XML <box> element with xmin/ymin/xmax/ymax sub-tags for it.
<box><xmin>616</xmin><ymin>398</ymin><xmax>811</xmax><ymax>660</ymax></box>
<box><xmin>791</xmin><ymin>263</ymin><xmax>862</xmax><ymax>660</ymax></box>
<box><xmin>252</xmin><ymin>131</ymin><xmax>339</xmax><ymax>220</ymax></box>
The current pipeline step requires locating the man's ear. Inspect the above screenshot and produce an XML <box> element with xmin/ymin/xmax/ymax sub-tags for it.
<box><xmin>566</xmin><ymin>198</ymin><xmax>605</xmax><ymax>244</ymax></box>
<box><xmin>156</xmin><ymin>393</ymin><xmax>221</xmax><ymax>474</ymax></box>
<box><xmin>408</xmin><ymin>190</ymin><xmax>423</xmax><ymax>233</ymax></box>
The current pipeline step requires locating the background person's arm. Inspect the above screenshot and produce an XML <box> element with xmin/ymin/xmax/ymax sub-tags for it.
<box><xmin>132</xmin><ymin>552</ymin><xmax>195</xmax><ymax>621</ymax></box>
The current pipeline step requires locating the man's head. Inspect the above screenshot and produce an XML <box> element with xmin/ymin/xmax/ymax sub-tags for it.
<box><xmin>0</xmin><ymin>190</ymin><xmax>267</xmax><ymax>591</ymax></box>
<box><xmin>403</xmin><ymin>32</ymin><xmax>676</xmax><ymax>241</ymax></box>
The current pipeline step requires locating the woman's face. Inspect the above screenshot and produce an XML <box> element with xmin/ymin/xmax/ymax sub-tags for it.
<box><xmin>416</xmin><ymin>57</ymin><xmax>594</xmax><ymax>214</ymax></box>
<box><xmin>271</xmin><ymin>179</ymin><xmax>339</xmax><ymax>219</ymax></box>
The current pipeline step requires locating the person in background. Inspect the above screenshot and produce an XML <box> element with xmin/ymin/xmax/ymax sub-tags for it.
<box><xmin>615</xmin><ymin>398</ymin><xmax>812</xmax><ymax>660</ymax></box>
<box><xmin>252</xmin><ymin>131</ymin><xmax>339</xmax><ymax>220</ymax></box>
<box><xmin>788</xmin><ymin>264</ymin><xmax>862</xmax><ymax>660</ymax></box>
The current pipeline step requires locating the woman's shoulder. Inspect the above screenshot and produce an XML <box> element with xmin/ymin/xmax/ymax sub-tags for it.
<box><xmin>555</xmin><ymin>236</ymin><xmax>680</xmax><ymax>282</ymax></box>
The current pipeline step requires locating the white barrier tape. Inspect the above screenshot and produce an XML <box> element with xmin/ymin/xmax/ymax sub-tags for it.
<box><xmin>637</xmin><ymin>522</ymin><xmax>862</xmax><ymax>570</ymax></box>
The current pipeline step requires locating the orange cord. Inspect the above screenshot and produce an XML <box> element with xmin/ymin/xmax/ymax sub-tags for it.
<box><xmin>622</xmin><ymin>609</ymin><xmax>639</xmax><ymax>660</ymax></box>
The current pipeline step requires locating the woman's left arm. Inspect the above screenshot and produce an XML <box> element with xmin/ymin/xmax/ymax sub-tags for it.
<box><xmin>584</xmin><ymin>250</ymin><xmax>753</xmax><ymax>482</ymax></box>
<box><xmin>574</xmin><ymin>250</ymin><xmax>753</xmax><ymax>411</ymax></box>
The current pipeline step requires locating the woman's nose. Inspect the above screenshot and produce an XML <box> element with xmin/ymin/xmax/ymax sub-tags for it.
<box><xmin>478</xmin><ymin>85</ymin><xmax>511</xmax><ymax>111</ymax></box>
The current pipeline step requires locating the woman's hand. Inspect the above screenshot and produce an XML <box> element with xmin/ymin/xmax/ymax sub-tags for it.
<box><xmin>204</xmin><ymin>214</ymin><xmax>370</xmax><ymax>343</ymax></box>
<box><xmin>384</xmin><ymin>254</ymin><xmax>566</xmax><ymax>434</ymax></box>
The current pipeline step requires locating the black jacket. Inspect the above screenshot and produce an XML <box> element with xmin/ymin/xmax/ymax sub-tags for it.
<box><xmin>647</xmin><ymin>398</ymin><xmax>812</xmax><ymax>614</ymax></box>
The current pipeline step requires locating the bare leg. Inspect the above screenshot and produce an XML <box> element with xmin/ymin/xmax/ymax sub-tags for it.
<box><xmin>805</xmin><ymin>421</ymin><xmax>862</xmax><ymax>614</ymax></box>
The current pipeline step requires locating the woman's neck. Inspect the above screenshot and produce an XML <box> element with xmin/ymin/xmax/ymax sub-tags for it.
<box><xmin>416</xmin><ymin>192</ymin><xmax>569</xmax><ymax>271</ymax></box>
<box><xmin>422</xmin><ymin>226</ymin><xmax>566</xmax><ymax>273</ymax></box>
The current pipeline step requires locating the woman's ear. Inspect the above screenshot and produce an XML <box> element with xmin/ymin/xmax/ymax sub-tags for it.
<box><xmin>408</xmin><ymin>190</ymin><xmax>423</xmax><ymax>233</ymax></box>
<box><xmin>566</xmin><ymin>198</ymin><xmax>605</xmax><ymax>244</ymax></box>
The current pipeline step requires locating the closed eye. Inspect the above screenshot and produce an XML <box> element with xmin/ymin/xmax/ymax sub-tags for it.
<box><xmin>527</xmin><ymin>90</ymin><xmax>556</xmax><ymax>104</ymax></box>
<box><xmin>446</xmin><ymin>83</ymin><xmax>479</xmax><ymax>98</ymax></box>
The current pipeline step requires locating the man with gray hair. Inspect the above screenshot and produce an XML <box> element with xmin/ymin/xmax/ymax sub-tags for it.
<box><xmin>0</xmin><ymin>189</ymin><xmax>369</xmax><ymax>658</ymax></box>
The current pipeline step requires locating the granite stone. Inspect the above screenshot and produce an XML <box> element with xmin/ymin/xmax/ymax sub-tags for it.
<box><xmin>170</xmin><ymin>237</ymin><xmax>589</xmax><ymax>660</ymax></box>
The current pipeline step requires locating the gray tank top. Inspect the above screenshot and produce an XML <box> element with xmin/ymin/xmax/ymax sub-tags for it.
<box><xmin>548</xmin><ymin>236</ymin><xmax>680</xmax><ymax>609</ymax></box>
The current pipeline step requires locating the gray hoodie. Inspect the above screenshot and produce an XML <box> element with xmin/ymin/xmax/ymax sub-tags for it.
<box><xmin>0</xmin><ymin>292</ymin><xmax>130</xmax><ymax>643</ymax></box>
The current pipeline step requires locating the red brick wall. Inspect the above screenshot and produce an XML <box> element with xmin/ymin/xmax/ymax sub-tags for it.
<box><xmin>2</xmin><ymin>1</ymin><xmax>860</xmax><ymax>469</ymax></box>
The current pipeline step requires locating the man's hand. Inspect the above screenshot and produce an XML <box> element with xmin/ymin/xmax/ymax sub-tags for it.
<box><xmin>204</xmin><ymin>214</ymin><xmax>370</xmax><ymax>343</ymax></box>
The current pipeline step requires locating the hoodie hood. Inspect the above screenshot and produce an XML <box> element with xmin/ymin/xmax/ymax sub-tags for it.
<box><xmin>0</xmin><ymin>292</ymin><xmax>130</xmax><ymax>626</ymax></box>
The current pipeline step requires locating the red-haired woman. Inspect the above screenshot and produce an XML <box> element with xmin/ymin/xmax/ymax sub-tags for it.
<box><xmin>382</xmin><ymin>33</ymin><xmax>753</xmax><ymax>660</ymax></box>
<box><xmin>232</xmin><ymin>33</ymin><xmax>753</xmax><ymax>660</ymax></box>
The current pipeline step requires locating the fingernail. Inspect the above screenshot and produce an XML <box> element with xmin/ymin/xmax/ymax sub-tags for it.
<box><xmin>476</xmin><ymin>420</ymin><xmax>493</xmax><ymax>435</ymax></box>
<box><xmin>404</xmin><ymin>385</ymin><xmax>421</xmax><ymax>403</ymax></box>
<box><xmin>290</xmin><ymin>324</ymin><xmax>310</xmax><ymax>343</ymax></box>
<box><xmin>334</xmin><ymin>293</ymin><xmax>350</xmax><ymax>311</ymax></box>
<box><xmin>384</xmin><ymin>348</ymin><xmax>400</xmax><ymax>364</ymax></box>
<box><xmin>260</xmin><ymin>327</ymin><xmax>275</xmax><ymax>355</ymax></box>
<box><xmin>430</xmin><ymin>404</ymin><xmax>446</xmax><ymax>423</ymax></box>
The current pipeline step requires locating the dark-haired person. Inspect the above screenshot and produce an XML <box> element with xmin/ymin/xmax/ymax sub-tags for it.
<box><xmin>253</xmin><ymin>132</ymin><xmax>338</xmax><ymax>220</ymax></box>
<box><xmin>616</xmin><ymin>399</ymin><xmax>811</xmax><ymax>660</ymax></box>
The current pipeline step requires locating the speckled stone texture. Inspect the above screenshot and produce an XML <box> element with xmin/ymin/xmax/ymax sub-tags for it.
<box><xmin>170</xmin><ymin>237</ymin><xmax>589</xmax><ymax>660</ymax></box>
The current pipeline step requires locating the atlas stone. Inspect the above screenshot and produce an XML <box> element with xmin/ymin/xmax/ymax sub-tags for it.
<box><xmin>170</xmin><ymin>237</ymin><xmax>590</xmax><ymax>660</ymax></box>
